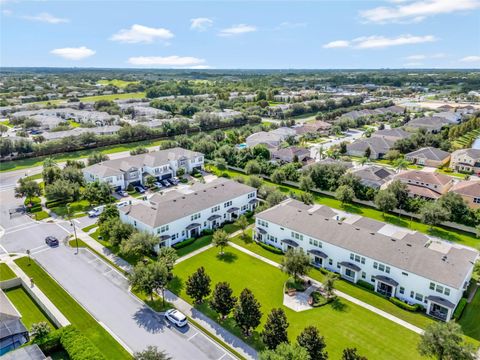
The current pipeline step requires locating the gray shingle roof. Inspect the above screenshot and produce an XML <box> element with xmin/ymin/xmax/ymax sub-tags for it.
<box><xmin>406</xmin><ymin>147</ymin><xmax>450</xmax><ymax>161</ymax></box>
<box><xmin>257</xmin><ymin>199</ymin><xmax>477</xmax><ymax>288</ymax></box>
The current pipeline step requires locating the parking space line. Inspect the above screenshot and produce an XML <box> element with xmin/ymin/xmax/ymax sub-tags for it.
<box><xmin>5</xmin><ymin>223</ymin><xmax>39</xmax><ymax>234</ymax></box>
<box><xmin>31</xmin><ymin>247</ymin><xmax>51</xmax><ymax>255</ymax></box>
<box><xmin>187</xmin><ymin>332</ymin><xmax>198</xmax><ymax>341</ymax></box>
<box><xmin>217</xmin><ymin>353</ymin><xmax>228</xmax><ymax>360</ymax></box>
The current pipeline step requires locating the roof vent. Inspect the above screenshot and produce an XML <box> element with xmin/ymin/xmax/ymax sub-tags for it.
<box><xmin>173</xmin><ymin>199</ymin><xmax>176</xmax><ymax>202</ymax></box>
<box><xmin>194</xmin><ymin>193</ymin><xmax>198</xmax><ymax>195</ymax></box>
<box><xmin>355</xmin><ymin>228</ymin><xmax>360</xmax><ymax>230</ymax></box>
<box><xmin>338</xmin><ymin>222</ymin><xmax>342</xmax><ymax>225</ymax></box>
<box><xmin>324</xmin><ymin>218</ymin><xmax>329</xmax><ymax>221</ymax></box>
<box><xmin>442</xmin><ymin>255</ymin><xmax>447</xmax><ymax>261</ymax></box>
<box><xmin>406</xmin><ymin>243</ymin><xmax>412</xmax><ymax>247</ymax></box>
<box><xmin>182</xmin><ymin>196</ymin><xmax>186</xmax><ymax>199</ymax></box>
<box><xmin>391</xmin><ymin>238</ymin><xmax>396</xmax><ymax>242</ymax></box>
<box><xmin>370</xmin><ymin>232</ymin><xmax>375</xmax><ymax>235</ymax></box>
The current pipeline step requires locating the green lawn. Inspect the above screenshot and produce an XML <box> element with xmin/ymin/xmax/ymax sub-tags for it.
<box><xmin>97</xmin><ymin>79</ymin><xmax>140</xmax><ymax>88</ymax></box>
<box><xmin>5</xmin><ymin>286</ymin><xmax>56</xmax><ymax>330</ymax></box>
<box><xmin>209</xmin><ymin>165</ymin><xmax>480</xmax><ymax>250</ymax></box>
<box><xmin>82</xmin><ymin>224</ymin><xmax>98</xmax><ymax>233</ymax></box>
<box><xmin>32</xmin><ymin>92</ymin><xmax>145</xmax><ymax>106</ymax></box>
<box><xmin>169</xmin><ymin>246</ymin><xmax>424</xmax><ymax>360</ymax></box>
<box><xmin>459</xmin><ymin>288</ymin><xmax>480</xmax><ymax>340</ymax></box>
<box><xmin>50</xmin><ymin>200</ymin><xmax>91</xmax><ymax>218</ymax></box>
<box><xmin>14</xmin><ymin>257</ymin><xmax>131</xmax><ymax>360</ymax></box>
<box><xmin>68</xmin><ymin>120</ymin><xmax>81</xmax><ymax>128</ymax></box>
<box><xmin>0</xmin><ymin>262</ymin><xmax>17</xmax><ymax>281</ymax></box>
<box><xmin>0</xmin><ymin>119</ymin><xmax>12</xmax><ymax>127</ymax></box>
<box><xmin>175</xmin><ymin>235</ymin><xmax>213</xmax><ymax>258</ymax></box>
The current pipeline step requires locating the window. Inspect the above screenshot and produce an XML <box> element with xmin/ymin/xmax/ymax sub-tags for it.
<box><xmin>361</xmin><ymin>258</ymin><xmax>365</xmax><ymax>264</ymax></box>
<box><xmin>361</xmin><ymin>272</ymin><xmax>366</xmax><ymax>279</ymax></box>
<box><xmin>444</xmin><ymin>288</ymin><xmax>450</xmax><ymax>296</ymax></box>
<box><xmin>182</xmin><ymin>230</ymin><xmax>185</xmax><ymax>236</ymax></box>
<box><xmin>399</xmin><ymin>287</ymin><xmax>405</xmax><ymax>294</ymax></box>
<box><xmin>133</xmin><ymin>221</ymin><xmax>137</xmax><ymax>227</ymax></box>
<box><xmin>328</xmin><ymin>259</ymin><xmax>333</xmax><ymax>266</ymax></box>
<box><xmin>410</xmin><ymin>291</ymin><xmax>414</xmax><ymax>298</ymax></box>
<box><xmin>429</xmin><ymin>282</ymin><xmax>435</xmax><ymax>290</ymax></box>
<box><xmin>370</xmin><ymin>276</ymin><xmax>375</xmax><ymax>282</ymax></box>
<box><xmin>224</xmin><ymin>201</ymin><xmax>232</xmax><ymax>208</ymax></box>
<box><xmin>336</xmin><ymin>262</ymin><xmax>340</xmax><ymax>269</ymax></box>
<box><xmin>355</xmin><ymin>255</ymin><xmax>360</xmax><ymax>262</ymax></box>
<box><xmin>191</xmin><ymin>213</ymin><xmax>200</xmax><ymax>221</ymax></box>
<box><xmin>385</xmin><ymin>266</ymin><xmax>390</xmax><ymax>274</ymax></box>
<box><xmin>378</xmin><ymin>264</ymin><xmax>385</xmax><ymax>272</ymax></box>
<box><xmin>415</xmin><ymin>293</ymin><xmax>423</xmax><ymax>302</ymax></box>
<box><xmin>248</xmin><ymin>192</ymin><xmax>256</xmax><ymax>199</ymax></box>
<box><xmin>436</xmin><ymin>285</ymin><xmax>444</xmax><ymax>293</ymax></box>
<box><xmin>257</xmin><ymin>219</ymin><xmax>269</xmax><ymax>228</ymax></box>
<box><xmin>291</xmin><ymin>232</ymin><xmax>303</xmax><ymax>241</ymax></box>
<box><xmin>160</xmin><ymin>225</ymin><xmax>169</xmax><ymax>233</ymax></box>
<box><xmin>211</xmin><ymin>205</ymin><xmax>220</xmax><ymax>213</ymax></box>
<box><xmin>402</xmin><ymin>272</ymin><xmax>408</xmax><ymax>276</ymax></box>
<box><xmin>373</xmin><ymin>262</ymin><xmax>378</xmax><ymax>269</ymax></box>
<box><xmin>350</xmin><ymin>253</ymin><xmax>354</xmax><ymax>260</ymax></box>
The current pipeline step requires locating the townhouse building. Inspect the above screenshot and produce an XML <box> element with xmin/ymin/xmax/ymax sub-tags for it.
<box><xmin>83</xmin><ymin>147</ymin><xmax>204</xmax><ymax>190</ymax></box>
<box><xmin>254</xmin><ymin>199</ymin><xmax>477</xmax><ymax>321</ymax></box>
<box><xmin>450</xmin><ymin>148</ymin><xmax>480</xmax><ymax>175</ymax></box>
<box><xmin>119</xmin><ymin>178</ymin><xmax>257</xmax><ymax>248</ymax></box>
<box><xmin>394</xmin><ymin>170</ymin><xmax>454</xmax><ymax>200</ymax></box>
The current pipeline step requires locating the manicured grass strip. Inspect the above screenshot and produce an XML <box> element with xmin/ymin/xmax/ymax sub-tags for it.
<box><xmin>0</xmin><ymin>262</ymin><xmax>17</xmax><ymax>281</ymax></box>
<box><xmin>175</xmin><ymin>235</ymin><xmax>213</xmax><ymax>258</ymax></box>
<box><xmin>14</xmin><ymin>257</ymin><xmax>131</xmax><ymax>360</ymax></box>
<box><xmin>210</xmin><ymin>165</ymin><xmax>480</xmax><ymax>250</ymax></box>
<box><xmin>5</xmin><ymin>286</ymin><xmax>56</xmax><ymax>330</ymax></box>
<box><xmin>82</xmin><ymin>224</ymin><xmax>98</xmax><ymax>233</ymax></box>
<box><xmin>170</xmin><ymin>246</ymin><xmax>424</xmax><ymax>360</ymax></box>
<box><xmin>459</xmin><ymin>288</ymin><xmax>480</xmax><ymax>341</ymax></box>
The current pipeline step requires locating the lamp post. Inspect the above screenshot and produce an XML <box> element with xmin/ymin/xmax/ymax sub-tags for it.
<box><xmin>67</xmin><ymin>205</ymin><xmax>79</xmax><ymax>254</ymax></box>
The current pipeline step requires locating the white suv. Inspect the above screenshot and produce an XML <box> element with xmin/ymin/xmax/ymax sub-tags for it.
<box><xmin>165</xmin><ymin>309</ymin><xmax>188</xmax><ymax>327</ymax></box>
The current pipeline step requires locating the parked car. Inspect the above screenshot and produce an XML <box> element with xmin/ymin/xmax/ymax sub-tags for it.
<box><xmin>161</xmin><ymin>180</ymin><xmax>171</xmax><ymax>187</ymax></box>
<box><xmin>165</xmin><ymin>309</ymin><xmax>188</xmax><ymax>327</ymax></box>
<box><xmin>88</xmin><ymin>208</ymin><xmax>101</xmax><ymax>218</ymax></box>
<box><xmin>134</xmin><ymin>186</ymin><xmax>145</xmax><ymax>194</ymax></box>
<box><xmin>167</xmin><ymin>178</ymin><xmax>176</xmax><ymax>186</ymax></box>
<box><xmin>171</xmin><ymin>178</ymin><xmax>179</xmax><ymax>185</ymax></box>
<box><xmin>153</xmin><ymin>182</ymin><xmax>163</xmax><ymax>189</ymax></box>
<box><xmin>116</xmin><ymin>190</ymin><xmax>128</xmax><ymax>197</ymax></box>
<box><xmin>45</xmin><ymin>236</ymin><xmax>59</xmax><ymax>247</ymax></box>
<box><xmin>117</xmin><ymin>201</ymin><xmax>129</xmax><ymax>208</ymax></box>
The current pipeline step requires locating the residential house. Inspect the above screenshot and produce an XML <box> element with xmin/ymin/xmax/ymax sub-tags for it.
<box><xmin>254</xmin><ymin>199</ymin><xmax>477</xmax><ymax>321</ymax></box>
<box><xmin>246</xmin><ymin>131</ymin><xmax>287</xmax><ymax>150</ymax></box>
<box><xmin>450</xmin><ymin>149</ymin><xmax>480</xmax><ymax>174</ymax></box>
<box><xmin>271</xmin><ymin>146</ymin><xmax>311</xmax><ymax>164</ymax></box>
<box><xmin>371</xmin><ymin>128</ymin><xmax>412</xmax><ymax>143</ymax></box>
<box><xmin>346</xmin><ymin>136</ymin><xmax>395</xmax><ymax>159</ymax></box>
<box><xmin>405</xmin><ymin>147</ymin><xmax>451</xmax><ymax>168</ymax></box>
<box><xmin>83</xmin><ymin>147</ymin><xmax>204</xmax><ymax>190</ymax></box>
<box><xmin>294</xmin><ymin>121</ymin><xmax>332</xmax><ymax>136</ymax></box>
<box><xmin>405</xmin><ymin>117</ymin><xmax>450</xmax><ymax>134</ymax></box>
<box><xmin>2</xmin><ymin>345</ymin><xmax>47</xmax><ymax>360</ymax></box>
<box><xmin>0</xmin><ymin>291</ymin><xmax>30</xmax><ymax>355</ymax></box>
<box><xmin>434</xmin><ymin>111</ymin><xmax>462</xmax><ymax>124</ymax></box>
<box><xmin>394</xmin><ymin>170</ymin><xmax>454</xmax><ymax>200</ymax></box>
<box><xmin>350</xmin><ymin>165</ymin><xmax>395</xmax><ymax>189</ymax></box>
<box><xmin>42</xmin><ymin>125</ymin><xmax>121</xmax><ymax>141</ymax></box>
<box><xmin>450</xmin><ymin>181</ymin><xmax>480</xmax><ymax>209</ymax></box>
<box><xmin>119</xmin><ymin>178</ymin><xmax>257</xmax><ymax>248</ymax></box>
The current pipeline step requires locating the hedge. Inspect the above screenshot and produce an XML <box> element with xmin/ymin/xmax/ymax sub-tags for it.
<box><xmin>45</xmin><ymin>199</ymin><xmax>67</xmax><ymax>209</ymax></box>
<box><xmin>257</xmin><ymin>241</ymin><xmax>284</xmax><ymax>255</ymax></box>
<box><xmin>389</xmin><ymin>297</ymin><xmax>421</xmax><ymax>312</ymax></box>
<box><xmin>172</xmin><ymin>238</ymin><xmax>196</xmax><ymax>250</ymax></box>
<box><xmin>33</xmin><ymin>327</ymin><xmax>63</xmax><ymax>354</ymax></box>
<box><xmin>356</xmin><ymin>280</ymin><xmax>375</xmax><ymax>291</ymax></box>
<box><xmin>60</xmin><ymin>326</ymin><xmax>105</xmax><ymax>360</ymax></box>
<box><xmin>453</xmin><ymin>297</ymin><xmax>468</xmax><ymax>320</ymax></box>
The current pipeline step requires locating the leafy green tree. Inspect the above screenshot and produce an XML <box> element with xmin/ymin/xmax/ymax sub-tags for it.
<box><xmin>335</xmin><ymin>185</ymin><xmax>355</xmax><ymax>205</ymax></box>
<box><xmin>235</xmin><ymin>215</ymin><xmax>250</xmax><ymax>238</ymax></box>
<box><xmin>87</xmin><ymin>152</ymin><xmax>109</xmax><ymax>165</ymax></box>
<box><xmin>234</xmin><ymin>288</ymin><xmax>262</xmax><ymax>337</ymax></box>
<box><xmin>262</xmin><ymin>308</ymin><xmax>289</xmax><ymax>350</ymax></box>
<box><xmin>130</xmin><ymin>147</ymin><xmax>149</xmax><ymax>156</ymax></box>
<box><xmin>103</xmin><ymin>218</ymin><xmax>134</xmax><ymax>246</ymax></box>
<box><xmin>271</xmin><ymin>169</ymin><xmax>286</xmax><ymax>184</ymax></box>
<box><xmin>120</xmin><ymin>231</ymin><xmax>157</xmax><ymax>258</ymax></box>
<box><xmin>30</xmin><ymin>322</ymin><xmax>51</xmax><ymax>340</ymax></box>
<box><xmin>418</xmin><ymin>322</ymin><xmax>476</xmax><ymax>360</ymax></box>
<box><xmin>45</xmin><ymin>179</ymin><xmax>80</xmax><ymax>202</ymax></box>
<box><xmin>98</xmin><ymin>204</ymin><xmax>119</xmax><ymax>224</ymax></box>
<box><xmin>281</xmin><ymin>248</ymin><xmax>310</xmax><ymax>282</ymax></box>
<box><xmin>157</xmin><ymin>247</ymin><xmax>178</xmax><ymax>273</ymax></box>
<box><xmin>42</xmin><ymin>164</ymin><xmax>61</xmax><ymax>185</ymax></box>
<box><xmin>210</xmin><ymin>282</ymin><xmax>237</xmax><ymax>320</ymax></box>
<box><xmin>129</xmin><ymin>261</ymin><xmax>169</xmax><ymax>304</ymax></box>
<box><xmin>323</xmin><ymin>273</ymin><xmax>337</xmax><ymax>298</ymax></box>
<box><xmin>212</xmin><ymin>229</ymin><xmax>229</xmax><ymax>255</ymax></box>
<box><xmin>145</xmin><ymin>175</ymin><xmax>156</xmax><ymax>188</ymax></box>
<box><xmin>374</xmin><ymin>189</ymin><xmax>398</xmax><ymax>215</ymax></box>
<box><xmin>342</xmin><ymin>348</ymin><xmax>367</xmax><ymax>360</ymax></box>
<box><xmin>393</xmin><ymin>158</ymin><xmax>409</xmax><ymax>172</ymax></box>
<box><xmin>299</xmin><ymin>175</ymin><xmax>315</xmax><ymax>192</ymax></box>
<box><xmin>61</xmin><ymin>166</ymin><xmax>85</xmax><ymax>185</ymax></box>
<box><xmin>14</xmin><ymin>178</ymin><xmax>41</xmax><ymax>205</ymax></box>
<box><xmin>364</xmin><ymin>147</ymin><xmax>371</xmax><ymax>159</ymax></box>
<box><xmin>186</xmin><ymin>267</ymin><xmax>211</xmax><ymax>304</ymax></box>
<box><xmin>134</xmin><ymin>346</ymin><xmax>171</xmax><ymax>360</ymax></box>
<box><xmin>247</xmin><ymin>175</ymin><xmax>263</xmax><ymax>189</ymax></box>
<box><xmin>297</xmin><ymin>326</ymin><xmax>328</xmax><ymax>360</ymax></box>
<box><xmin>260</xmin><ymin>343</ymin><xmax>310</xmax><ymax>360</ymax></box>
<box><xmin>299</xmin><ymin>192</ymin><xmax>314</xmax><ymax>205</ymax></box>
<box><xmin>420</xmin><ymin>202</ymin><xmax>451</xmax><ymax>229</ymax></box>
<box><xmin>386</xmin><ymin>180</ymin><xmax>409</xmax><ymax>210</ymax></box>
<box><xmin>82</xmin><ymin>181</ymin><xmax>112</xmax><ymax>206</ymax></box>
<box><xmin>245</xmin><ymin>160</ymin><xmax>261</xmax><ymax>174</ymax></box>
<box><xmin>438</xmin><ymin>192</ymin><xmax>470</xmax><ymax>224</ymax></box>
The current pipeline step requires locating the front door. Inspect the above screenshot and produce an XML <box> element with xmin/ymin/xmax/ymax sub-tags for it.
<box><xmin>313</xmin><ymin>256</ymin><xmax>323</xmax><ymax>267</ymax></box>
<box><xmin>377</xmin><ymin>282</ymin><xmax>393</xmax><ymax>297</ymax></box>
<box><xmin>190</xmin><ymin>227</ymin><xmax>199</xmax><ymax>238</ymax></box>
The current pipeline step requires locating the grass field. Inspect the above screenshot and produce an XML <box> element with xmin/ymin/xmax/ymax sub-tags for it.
<box><xmin>209</xmin><ymin>165</ymin><xmax>480</xmax><ymax>250</ymax></box>
<box><xmin>0</xmin><ymin>262</ymin><xmax>17</xmax><ymax>281</ymax></box>
<box><xmin>5</xmin><ymin>286</ymin><xmax>56</xmax><ymax>330</ymax></box>
<box><xmin>459</xmin><ymin>289</ymin><xmax>480</xmax><ymax>340</ymax></box>
<box><xmin>32</xmin><ymin>92</ymin><xmax>145</xmax><ymax>106</ymax></box>
<box><xmin>14</xmin><ymin>257</ymin><xmax>131</xmax><ymax>360</ymax></box>
<box><xmin>453</xmin><ymin>129</ymin><xmax>480</xmax><ymax>150</ymax></box>
<box><xmin>97</xmin><ymin>79</ymin><xmax>140</xmax><ymax>88</ymax></box>
<box><xmin>169</xmin><ymin>245</ymin><xmax>424</xmax><ymax>359</ymax></box>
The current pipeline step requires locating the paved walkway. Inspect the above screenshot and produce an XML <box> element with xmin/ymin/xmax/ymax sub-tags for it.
<box><xmin>283</xmin><ymin>285</ymin><xmax>315</xmax><ymax>312</ymax></box>
<box><xmin>1</xmin><ymin>254</ymin><xmax>71</xmax><ymax>327</ymax></box>
<box><xmin>228</xmin><ymin>242</ymin><xmax>424</xmax><ymax>335</ymax></box>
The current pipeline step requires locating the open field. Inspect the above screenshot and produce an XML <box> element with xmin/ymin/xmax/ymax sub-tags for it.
<box><xmin>97</xmin><ymin>79</ymin><xmax>140</xmax><ymax>88</ymax></box>
<box><xmin>5</xmin><ymin>286</ymin><xmax>56</xmax><ymax>330</ymax></box>
<box><xmin>14</xmin><ymin>257</ymin><xmax>131</xmax><ymax>360</ymax></box>
<box><xmin>459</xmin><ymin>288</ymin><xmax>480</xmax><ymax>341</ymax></box>
<box><xmin>169</xmin><ymin>245</ymin><xmax>424</xmax><ymax>359</ymax></box>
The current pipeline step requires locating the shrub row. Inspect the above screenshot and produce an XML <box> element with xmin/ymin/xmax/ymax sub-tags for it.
<box><xmin>201</xmin><ymin>229</ymin><xmax>214</xmax><ymax>236</ymax></box>
<box><xmin>45</xmin><ymin>199</ymin><xmax>67</xmax><ymax>209</ymax></box>
<box><xmin>389</xmin><ymin>297</ymin><xmax>421</xmax><ymax>312</ymax></box>
<box><xmin>257</xmin><ymin>241</ymin><xmax>284</xmax><ymax>255</ymax></box>
<box><xmin>453</xmin><ymin>298</ymin><xmax>468</xmax><ymax>320</ymax></box>
<box><xmin>172</xmin><ymin>238</ymin><xmax>196</xmax><ymax>250</ymax></box>
<box><xmin>356</xmin><ymin>280</ymin><xmax>375</xmax><ymax>291</ymax></box>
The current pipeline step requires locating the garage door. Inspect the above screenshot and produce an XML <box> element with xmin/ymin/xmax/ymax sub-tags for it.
<box><xmin>161</xmin><ymin>173</ymin><xmax>172</xmax><ymax>180</ymax></box>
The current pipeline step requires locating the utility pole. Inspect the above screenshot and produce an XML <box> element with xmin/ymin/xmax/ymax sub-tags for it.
<box><xmin>67</xmin><ymin>205</ymin><xmax>79</xmax><ymax>254</ymax></box>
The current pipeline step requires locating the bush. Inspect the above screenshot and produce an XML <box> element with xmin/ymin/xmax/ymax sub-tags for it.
<box><xmin>356</xmin><ymin>280</ymin><xmax>375</xmax><ymax>291</ymax></box>
<box><xmin>389</xmin><ymin>297</ymin><xmax>421</xmax><ymax>312</ymax></box>
<box><xmin>244</xmin><ymin>210</ymin><xmax>254</xmax><ymax>219</ymax></box>
<box><xmin>127</xmin><ymin>184</ymin><xmax>134</xmax><ymax>192</ymax></box>
<box><xmin>60</xmin><ymin>326</ymin><xmax>105</xmax><ymax>360</ymax></box>
<box><xmin>311</xmin><ymin>291</ymin><xmax>330</xmax><ymax>307</ymax></box>
<box><xmin>201</xmin><ymin>229</ymin><xmax>214</xmax><ymax>236</ymax></box>
<box><xmin>257</xmin><ymin>241</ymin><xmax>284</xmax><ymax>254</ymax></box>
<box><xmin>180</xmin><ymin>178</ymin><xmax>188</xmax><ymax>183</ymax></box>
<box><xmin>172</xmin><ymin>238</ymin><xmax>196</xmax><ymax>250</ymax></box>
<box><xmin>45</xmin><ymin>199</ymin><xmax>67</xmax><ymax>209</ymax></box>
<box><xmin>453</xmin><ymin>298</ymin><xmax>468</xmax><ymax>320</ymax></box>
<box><xmin>34</xmin><ymin>328</ymin><xmax>63</xmax><ymax>354</ymax></box>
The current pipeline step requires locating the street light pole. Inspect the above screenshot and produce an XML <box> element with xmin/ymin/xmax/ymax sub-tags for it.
<box><xmin>67</xmin><ymin>205</ymin><xmax>79</xmax><ymax>254</ymax></box>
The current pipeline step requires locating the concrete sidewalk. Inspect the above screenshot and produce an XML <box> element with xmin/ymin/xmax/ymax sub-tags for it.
<box><xmin>228</xmin><ymin>242</ymin><xmax>424</xmax><ymax>335</ymax></box>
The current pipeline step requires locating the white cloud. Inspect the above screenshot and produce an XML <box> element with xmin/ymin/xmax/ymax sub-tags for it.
<box><xmin>460</xmin><ymin>55</ymin><xmax>480</xmax><ymax>62</ymax></box>
<box><xmin>2</xmin><ymin>9</ymin><xmax>12</xmax><ymax>16</ymax></box>
<box><xmin>218</xmin><ymin>24</ymin><xmax>257</xmax><ymax>37</ymax></box>
<box><xmin>127</xmin><ymin>55</ymin><xmax>206</xmax><ymax>67</ymax></box>
<box><xmin>324</xmin><ymin>35</ymin><xmax>436</xmax><ymax>49</ymax></box>
<box><xmin>111</xmin><ymin>24</ymin><xmax>174</xmax><ymax>44</ymax></box>
<box><xmin>360</xmin><ymin>0</ymin><xmax>480</xmax><ymax>23</ymax></box>
<box><xmin>50</xmin><ymin>46</ymin><xmax>95</xmax><ymax>60</ymax></box>
<box><xmin>276</xmin><ymin>21</ymin><xmax>307</xmax><ymax>29</ymax></box>
<box><xmin>323</xmin><ymin>40</ymin><xmax>350</xmax><ymax>48</ymax></box>
<box><xmin>23</xmin><ymin>12</ymin><xmax>69</xmax><ymax>24</ymax></box>
<box><xmin>190</xmin><ymin>17</ymin><xmax>213</xmax><ymax>31</ymax></box>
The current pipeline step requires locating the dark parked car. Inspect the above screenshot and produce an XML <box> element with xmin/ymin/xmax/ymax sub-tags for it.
<box><xmin>116</xmin><ymin>190</ymin><xmax>128</xmax><ymax>197</ymax></box>
<box><xmin>45</xmin><ymin>236</ymin><xmax>59</xmax><ymax>247</ymax></box>
<box><xmin>161</xmin><ymin>180</ymin><xmax>171</xmax><ymax>187</ymax></box>
<box><xmin>134</xmin><ymin>186</ymin><xmax>145</xmax><ymax>194</ymax></box>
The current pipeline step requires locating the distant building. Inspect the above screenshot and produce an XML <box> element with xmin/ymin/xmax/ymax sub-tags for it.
<box><xmin>350</xmin><ymin>165</ymin><xmax>395</xmax><ymax>189</ymax></box>
<box><xmin>271</xmin><ymin>146</ymin><xmax>311</xmax><ymax>164</ymax></box>
<box><xmin>450</xmin><ymin>149</ymin><xmax>480</xmax><ymax>174</ymax></box>
<box><xmin>371</xmin><ymin>128</ymin><xmax>412</xmax><ymax>143</ymax></box>
<box><xmin>405</xmin><ymin>117</ymin><xmax>450</xmax><ymax>134</ymax></box>
<box><xmin>346</xmin><ymin>137</ymin><xmax>395</xmax><ymax>159</ymax></box>
<box><xmin>405</xmin><ymin>147</ymin><xmax>451</xmax><ymax>168</ymax></box>
<box><xmin>294</xmin><ymin>121</ymin><xmax>332</xmax><ymax>136</ymax></box>
<box><xmin>394</xmin><ymin>170</ymin><xmax>454</xmax><ymax>200</ymax></box>
<box><xmin>245</xmin><ymin>128</ymin><xmax>296</xmax><ymax>150</ymax></box>
<box><xmin>450</xmin><ymin>181</ymin><xmax>480</xmax><ymax>209</ymax></box>
<box><xmin>2</xmin><ymin>345</ymin><xmax>47</xmax><ymax>360</ymax></box>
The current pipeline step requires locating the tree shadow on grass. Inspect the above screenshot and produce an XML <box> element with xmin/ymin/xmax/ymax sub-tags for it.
<box><xmin>330</xmin><ymin>297</ymin><xmax>347</xmax><ymax>312</ymax></box>
<box><xmin>216</xmin><ymin>251</ymin><xmax>238</xmax><ymax>263</ymax></box>
<box><xmin>428</xmin><ymin>227</ymin><xmax>462</xmax><ymax>243</ymax></box>
<box><xmin>342</xmin><ymin>204</ymin><xmax>363</xmax><ymax>215</ymax></box>
<box><xmin>383</xmin><ymin>214</ymin><xmax>409</xmax><ymax>228</ymax></box>
<box><xmin>168</xmin><ymin>276</ymin><xmax>184</xmax><ymax>295</ymax></box>
<box><xmin>238</xmin><ymin>235</ymin><xmax>253</xmax><ymax>244</ymax></box>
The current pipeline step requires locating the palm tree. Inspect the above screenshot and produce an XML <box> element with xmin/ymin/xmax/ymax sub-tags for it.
<box><xmin>212</xmin><ymin>229</ymin><xmax>229</xmax><ymax>255</ymax></box>
<box><xmin>393</xmin><ymin>158</ymin><xmax>409</xmax><ymax>173</ymax></box>
<box><xmin>359</xmin><ymin>157</ymin><xmax>368</xmax><ymax>166</ymax></box>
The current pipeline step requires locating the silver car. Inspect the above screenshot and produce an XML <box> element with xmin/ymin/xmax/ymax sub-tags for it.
<box><xmin>165</xmin><ymin>309</ymin><xmax>188</xmax><ymax>327</ymax></box>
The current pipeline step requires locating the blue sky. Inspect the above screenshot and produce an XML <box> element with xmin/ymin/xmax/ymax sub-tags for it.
<box><xmin>1</xmin><ymin>0</ymin><xmax>480</xmax><ymax>69</ymax></box>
